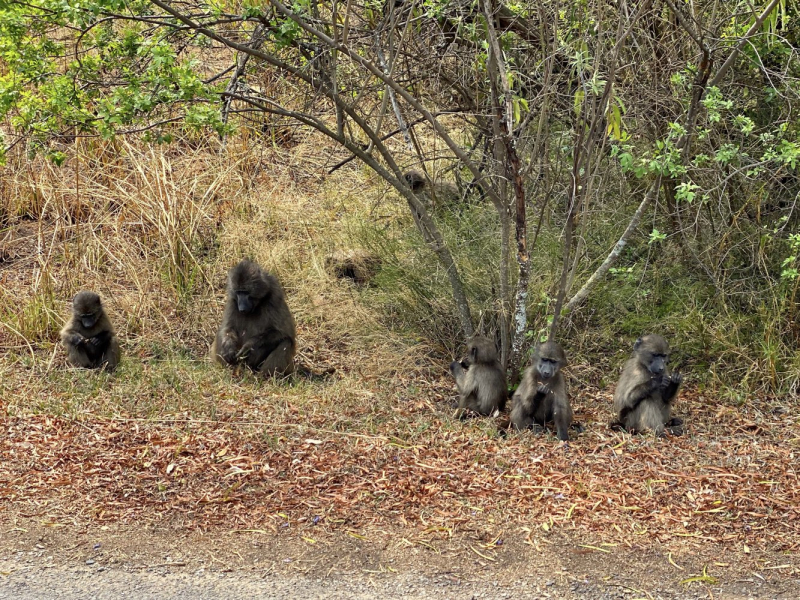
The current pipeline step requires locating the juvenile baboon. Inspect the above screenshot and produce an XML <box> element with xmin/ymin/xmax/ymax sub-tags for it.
<box><xmin>211</xmin><ymin>260</ymin><xmax>297</xmax><ymax>377</ymax></box>
<box><xmin>403</xmin><ymin>170</ymin><xmax>426</xmax><ymax>192</ymax></box>
<box><xmin>325</xmin><ymin>249</ymin><xmax>381</xmax><ymax>284</ymax></box>
<box><xmin>510</xmin><ymin>341</ymin><xmax>574</xmax><ymax>441</ymax></box>
<box><xmin>449</xmin><ymin>336</ymin><xmax>507</xmax><ymax>417</ymax></box>
<box><xmin>60</xmin><ymin>291</ymin><xmax>120</xmax><ymax>371</ymax></box>
<box><xmin>613</xmin><ymin>334</ymin><xmax>683</xmax><ymax>436</ymax></box>
<box><xmin>403</xmin><ymin>170</ymin><xmax>465</xmax><ymax>209</ymax></box>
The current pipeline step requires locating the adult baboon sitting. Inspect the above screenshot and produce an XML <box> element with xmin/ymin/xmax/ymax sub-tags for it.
<box><xmin>211</xmin><ymin>259</ymin><xmax>296</xmax><ymax>377</ymax></box>
<box><xmin>613</xmin><ymin>334</ymin><xmax>683</xmax><ymax>436</ymax></box>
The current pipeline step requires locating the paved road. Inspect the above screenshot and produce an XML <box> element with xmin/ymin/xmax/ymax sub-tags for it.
<box><xmin>1</xmin><ymin>563</ymin><xmax>776</xmax><ymax>600</ymax></box>
<box><xmin>0</xmin><ymin>566</ymin><xmax>537</xmax><ymax>600</ymax></box>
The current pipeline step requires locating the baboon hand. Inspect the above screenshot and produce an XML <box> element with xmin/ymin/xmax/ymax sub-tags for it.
<box><xmin>536</xmin><ymin>382</ymin><xmax>551</xmax><ymax>395</ymax></box>
<box><xmin>658</xmin><ymin>372</ymin><xmax>682</xmax><ymax>389</ymax></box>
<box><xmin>86</xmin><ymin>336</ymin><xmax>103</xmax><ymax>348</ymax></box>
<box><xmin>236</xmin><ymin>339</ymin><xmax>255</xmax><ymax>361</ymax></box>
<box><xmin>69</xmin><ymin>334</ymin><xmax>87</xmax><ymax>346</ymax></box>
<box><xmin>218</xmin><ymin>333</ymin><xmax>239</xmax><ymax>361</ymax></box>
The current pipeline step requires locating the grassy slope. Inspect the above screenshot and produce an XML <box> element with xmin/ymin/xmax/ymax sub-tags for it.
<box><xmin>0</xmin><ymin>135</ymin><xmax>799</xmax><ymax>586</ymax></box>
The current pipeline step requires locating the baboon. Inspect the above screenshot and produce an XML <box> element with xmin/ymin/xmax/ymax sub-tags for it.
<box><xmin>449</xmin><ymin>336</ymin><xmax>507</xmax><ymax>417</ymax></box>
<box><xmin>211</xmin><ymin>260</ymin><xmax>297</xmax><ymax>377</ymax></box>
<box><xmin>613</xmin><ymin>334</ymin><xmax>684</xmax><ymax>436</ymax></box>
<box><xmin>403</xmin><ymin>170</ymin><xmax>465</xmax><ymax>209</ymax></box>
<box><xmin>325</xmin><ymin>249</ymin><xmax>381</xmax><ymax>284</ymax></box>
<box><xmin>60</xmin><ymin>291</ymin><xmax>120</xmax><ymax>371</ymax></box>
<box><xmin>403</xmin><ymin>170</ymin><xmax>426</xmax><ymax>192</ymax></box>
<box><xmin>510</xmin><ymin>341</ymin><xmax>574</xmax><ymax>441</ymax></box>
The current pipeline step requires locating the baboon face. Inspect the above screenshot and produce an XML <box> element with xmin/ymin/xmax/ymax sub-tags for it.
<box><xmin>634</xmin><ymin>334</ymin><xmax>670</xmax><ymax>375</ymax></box>
<box><xmin>228</xmin><ymin>260</ymin><xmax>270</xmax><ymax>314</ymax></box>
<box><xmin>73</xmin><ymin>291</ymin><xmax>102</xmax><ymax>329</ymax></box>
<box><xmin>403</xmin><ymin>170</ymin><xmax>425</xmax><ymax>192</ymax></box>
<box><xmin>534</xmin><ymin>341</ymin><xmax>566</xmax><ymax>381</ymax></box>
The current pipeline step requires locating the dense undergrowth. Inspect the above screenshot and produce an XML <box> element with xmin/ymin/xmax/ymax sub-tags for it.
<box><xmin>0</xmin><ymin>132</ymin><xmax>797</xmax><ymax>400</ymax></box>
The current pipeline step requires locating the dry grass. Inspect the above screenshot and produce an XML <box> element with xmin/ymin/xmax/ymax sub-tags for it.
<box><xmin>0</xmin><ymin>132</ymin><xmax>440</xmax><ymax>439</ymax></box>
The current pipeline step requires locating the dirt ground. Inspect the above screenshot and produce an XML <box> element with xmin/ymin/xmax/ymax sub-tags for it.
<box><xmin>0</xmin><ymin>510</ymin><xmax>798</xmax><ymax>599</ymax></box>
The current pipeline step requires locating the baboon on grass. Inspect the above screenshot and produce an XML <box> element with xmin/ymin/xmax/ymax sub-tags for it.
<box><xmin>60</xmin><ymin>291</ymin><xmax>120</xmax><ymax>371</ymax></box>
<box><xmin>212</xmin><ymin>260</ymin><xmax>296</xmax><ymax>377</ymax></box>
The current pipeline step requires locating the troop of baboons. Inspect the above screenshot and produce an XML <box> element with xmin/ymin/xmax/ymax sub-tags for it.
<box><xmin>60</xmin><ymin>259</ymin><xmax>684</xmax><ymax>439</ymax></box>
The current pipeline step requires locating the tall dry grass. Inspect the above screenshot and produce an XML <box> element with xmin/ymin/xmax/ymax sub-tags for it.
<box><xmin>0</xmin><ymin>133</ymin><xmax>443</xmax><ymax>422</ymax></box>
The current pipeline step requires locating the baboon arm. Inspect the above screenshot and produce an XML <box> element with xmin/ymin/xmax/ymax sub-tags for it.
<box><xmin>532</xmin><ymin>389</ymin><xmax>548</xmax><ymax>408</ymax></box>
<box><xmin>662</xmin><ymin>378</ymin><xmax>681</xmax><ymax>404</ymax></box>
<box><xmin>554</xmin><ymin>416</ymin><xmax>570</xmax><ymax>441</ymax></box>
<box><xmin>63</xmin><ymin>331</ymin><xmax>85</xmax><ymax>347</ymax></box>
<box><xmin>90</xmin><ymin>330</ymin><xmax>112</xmax><ymax>346</ymax></box>
<box><xmin>241</xmin><ymin>331</ymin><xmax>292</xmax><ymax>367</ymax></box>
<box><xmin>85</xmin><ymin>330</ymin><xmax>112</xmax><ymax>362</ymax></box>
<box><xmin>219</xmin><ymin>326</ymin><xmax>238</xmax><ymax>340</ymax></box>
<box><xmin>215</xmin><ymin>328</ymin><xmax>240</xmax><ymax>363</ymax></box>
<box><xmin>101</xmin><ymin>338</ymin><xmax>120</xmax><ymax>370</ymax></box>
<box><xmin>619</xmin><ymin>380</ymin><xmax>656</xmax><ymax>419</ymax></box>
<box><xmin>552</xmin><ymin>394</ymin><xmax>572</xmax><ymax>442</ymax></box>
<box><xmin>66</xmin><ymin>346</ymin><xmax>93</xmax><ymax>368</ymax></box>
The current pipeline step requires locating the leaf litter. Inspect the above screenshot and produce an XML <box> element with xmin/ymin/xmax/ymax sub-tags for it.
<box><xmin>0</xmin><ymin>384</ymin><xmax>798</xmax><ymax>562</ymax></box>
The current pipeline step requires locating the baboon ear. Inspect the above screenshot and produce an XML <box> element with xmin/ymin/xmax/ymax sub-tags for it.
<box><xmin>633</xmin><ymin>337</ymin><xmax>643</xmax><ymax>350</ymax></box>
<box><xmin>470</xmin><ymin>346</ymin><xmax>478</xmax><ymax>360</ymax></box>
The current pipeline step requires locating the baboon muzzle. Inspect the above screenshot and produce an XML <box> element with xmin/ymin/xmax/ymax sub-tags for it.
<box><xmin>236</xmin><ymin>292</ymin><xmax>253</xmax><ymax>313</ymax></box>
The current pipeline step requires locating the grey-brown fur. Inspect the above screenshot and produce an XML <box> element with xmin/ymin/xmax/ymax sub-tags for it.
<box><xmin>449</xmin><ymin>336</ymin><xmax>507</xmax><ymax>417</ymax></box>
<box><xmin>325</xmin><ymin>249</ymin><xmax>381</xmax><ymax>284</ymax></box>
<box><xmin>60</xmin><ymin>291</ymin><xmax>120</xmax><ymax>371</ymax></box>
<box><xmin>612</xmin><ymin>334</ymin><xmax>683</xmax><ymax>436</ymax></box>
<box><xmin>403</xmin><ymin>170</ymin><xmax>426</xmax><ymax>192</ymax></box>
<box><xmin>211</xmin><ymin>260</ymin><xmax>296</xmax><ymax>377</ymax></box>
<box><xmin>510</xmin><ymin>341</ymin><xmax>573</xmax><ymax>441</ymax></box>
<box><xmin>403</xmin><ymin>170</ymin><xmax>463</xmax><ymax>208</ymax></box>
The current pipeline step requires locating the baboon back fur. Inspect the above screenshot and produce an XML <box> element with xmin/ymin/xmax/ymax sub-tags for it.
<box><xmin>449</xmin><ymin>336</ymin><xmax>506</xmax><ymax>416</ymax></box>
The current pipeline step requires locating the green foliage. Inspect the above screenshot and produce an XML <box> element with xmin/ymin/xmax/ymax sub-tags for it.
<box><xmin>0</xmin><ymin>0</ymin><xmax>225</xmax><ymax>159</ymax></box>
<box><xmin>781</xmin><ymin>233</ymin><xmax>800</xmax><ymax>282</ymax></box>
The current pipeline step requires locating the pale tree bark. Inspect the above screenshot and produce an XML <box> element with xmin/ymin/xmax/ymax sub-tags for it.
<box><xmin>562</xmin><ymin>181</ymin><xmax>660</xmax><ymax>316</ymax></box>
<box><xmin>483</xmin><ymin>0</ymin><xmax>529</xmax><ymax>380</ymax></box>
